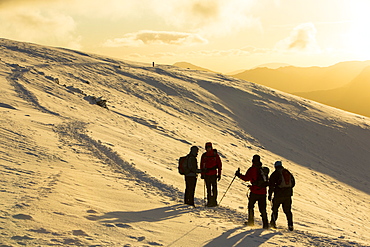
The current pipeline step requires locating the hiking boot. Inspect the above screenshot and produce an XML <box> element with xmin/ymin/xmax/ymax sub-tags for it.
<box><xmin>244</xmin><ymin>221</ymin><xmax>254</xmax><ymax>226</ymax></box>
<box><xmin>207</xmin><ymin>200</ymin><xmax>218</xmax><ymax>207</ymax></box>
<box><xmin>288</xmin><ymin>225</ymin><xmax>294</xmax><ymax>231</ymax></box>
<box><xmin>263</xmin><ymin>224</ymin><xmax>269</xmax><ymax>229</ymax></box>
<box><xmin>270</xmin><ymin>221</ymin><xmax>277</xmax><ymax>228</ymax></box>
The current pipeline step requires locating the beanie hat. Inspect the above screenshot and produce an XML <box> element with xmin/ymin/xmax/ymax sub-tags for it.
<box><xmin>274</xmin><ymin>161</ymin><xmax>282</xmax><ymax>167</ymax></box>
<box><xmin>205</xmin><ymin>142</ymin><xmax>213</xmax><ymax>149</ymax></box>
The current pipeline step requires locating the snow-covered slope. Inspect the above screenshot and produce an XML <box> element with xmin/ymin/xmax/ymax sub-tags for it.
<box><xmin>0</xmin><ymin>38</ymin><xmax>369</xmax><ymax>246</ymax></box>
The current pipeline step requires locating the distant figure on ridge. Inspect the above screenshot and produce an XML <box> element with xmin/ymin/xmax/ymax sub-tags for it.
<box><xmin>200</xmin><ymin>142</ymin><xmax>222</xmax><ymax>207</ymax></box>
<box><xmin>235</xmin><ymin>154</ymin><xmax>269</xmax><ymax>229</ymax></box>
<box><xmin>268</xmin><ymin>161</ymin><xmax>295</xmax><ymax>231</ymax></box>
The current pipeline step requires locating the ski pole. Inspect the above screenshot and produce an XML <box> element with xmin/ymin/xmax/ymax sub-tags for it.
<box><xmin>218</xmin><ymin>174</ymin><xmax>236</xmax><ymax>205</ymax></box>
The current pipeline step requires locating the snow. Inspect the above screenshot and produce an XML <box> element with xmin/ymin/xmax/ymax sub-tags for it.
<box><xmin>0</xmin><ymin>38</ymin><xmax>369</xmax><ymax>246</ymax></box>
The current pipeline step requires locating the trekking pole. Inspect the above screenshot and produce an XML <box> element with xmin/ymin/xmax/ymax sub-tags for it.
<box><xmin>203</xmin><ymin>179</ymin><xmax>206</xmax><ymax>207</ymax></box>
<box><xmin>218</xmin><ymin>174</ymin><xmax>237</xmax><ymax>205</ymax></box>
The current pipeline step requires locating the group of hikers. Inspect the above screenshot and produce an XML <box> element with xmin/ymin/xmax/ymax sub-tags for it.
<box><xmin>181</xmin><ymin>142</ymin><xmax>295</xmax><ymax>231</ymax></box>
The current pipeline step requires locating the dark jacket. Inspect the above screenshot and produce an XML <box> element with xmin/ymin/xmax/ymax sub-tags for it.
<box><xmin>238</xmin><ymin>162</ymin><xmax>267</xmax><ymax>195</ymax></box>
<box><xmin>268</xmin><ymin>166</ymin><xmax>295</xmax><ymax>198</ymax></box>
<box><xmin>186</xmin><ymin>150</ymin><xmax>200</xmax><ymax>177</ymax></box>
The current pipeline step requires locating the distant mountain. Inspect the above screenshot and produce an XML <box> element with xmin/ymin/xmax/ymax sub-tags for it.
<box><xmin>173</xmin><ymin>62</ymin><xmax>215</xmax><ymax>73</ymax></box>
<box><xmin>253</xmin><ymin>62</ymin><xmax>291</xmax><ymax>69</ymax></box>
<box><xmin>224</xmin><ymin>69</ymin><xmax>245</xmax><ymax>75</ymax></box>
<box><xmin>231</xmin><ymin>61</ymin><xmax>370</xmax><ymax>93</ymax></box>
<box><xmin>296</xmin><ymin>65</ymin><xmax>370</xmax><ymax>117</ymax></box>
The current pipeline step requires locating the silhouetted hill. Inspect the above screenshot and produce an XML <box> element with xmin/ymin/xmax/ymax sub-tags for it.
<box><xmin>297</xmin><ymin>66</ymin><xmax>370</xmax><ymax>117</ymax></box>
<box><xmin>173</xmin><ymin>62</ymin><xmax>215</xmax><ymax>73</ymax></box>
<box><xmin>231</xmin><ymin>61</ymin><xmax>370</xmax><ymax>93</ymax></box>
<box><xmin>253</xmin><ymin>62</ymin><xmax>290</xmax><ymax>69</ymax></box>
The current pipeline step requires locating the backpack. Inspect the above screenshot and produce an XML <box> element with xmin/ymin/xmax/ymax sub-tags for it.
<box><xmin>178</xmin><ymin>155</ymin><xmax>189</xmax><ymax>175</ymax></box>
<box><xmin>278</xmin><ymin>169</ymin><xmax>292</xmax><ymax>188</ymax></box>
<box><xmin>253</xmin><ymin>166</ymin><xmax>270</xmax><ymax>187</ymax></box>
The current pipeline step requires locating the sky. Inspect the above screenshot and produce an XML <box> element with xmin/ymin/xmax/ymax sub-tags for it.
<box><xmin>1</xmin><ymin>0</ymin><xmax>370</xmax><ymax>73</ymax></box>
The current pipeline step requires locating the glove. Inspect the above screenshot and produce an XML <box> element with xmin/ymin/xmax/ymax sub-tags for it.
<box><xmin>217</xmin><ymin>175</ymin><xmax>221</xmax><ymax>181</ymax></box>
<box><xmin>235</xmin><ymin>168</ymin><xmax>241</xmax><ymax>177</ymax></box>
<box><xmin>268</xmin><ymin>195</ymin><xmax>272</xmax><ymax>201</ymax></box>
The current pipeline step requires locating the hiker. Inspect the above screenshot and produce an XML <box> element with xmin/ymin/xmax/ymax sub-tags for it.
<box><xmin>268</xmin><ymin>161</ymin><xmax>295</xmax><ymax>231</ymax></box>
<box><xmin>235</xmin><ymin>154</ymin><xmax>269</xmax><ymax>229</ymax></box>
<box><xmin>184</xmin><ymin>146</ymin><xmax>201</xmax><ymax>207</ymax></box>
<box><xmin>200</xmin><ymin>142</ymin><xmax>222</xmax><ymax>207</ymax></box>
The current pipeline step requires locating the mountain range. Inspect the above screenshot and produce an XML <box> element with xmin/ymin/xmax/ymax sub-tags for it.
<box><xmin>176</xmin><ymin>60</ymin><xmax>370</xmax><ymax>118</ymax></box>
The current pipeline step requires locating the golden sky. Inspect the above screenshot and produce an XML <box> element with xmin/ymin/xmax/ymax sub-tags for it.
<box><xmin>1</xmin><ymin>0</ymin><xmax>370</xmax><ymax>73</ymax></box>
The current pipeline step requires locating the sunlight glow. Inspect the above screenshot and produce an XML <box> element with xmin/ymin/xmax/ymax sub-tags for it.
<box><xmin>346</xmin><ymin>0</ymin><xmax>370</xmax><ymax>59</ymax></box>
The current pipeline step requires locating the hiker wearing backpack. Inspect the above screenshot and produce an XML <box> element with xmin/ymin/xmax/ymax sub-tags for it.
<box><xmin>268</xmin><ymin>161</ymin><xmax>295</xmax><ymax>231</ymax></box>
<box><xmin>200</xmin><ymin>142</ymin><xmax>222</xmax><ymax>207</ymax></box>
<box><xmin>235</xmin><ymin>154</ymin><xmax>269</xmax><ymax>229</ymax></box>
<box><xmin>183</xmin><ymin>146</ymin><xmax>201</xmax><ymax>207</ymax></box>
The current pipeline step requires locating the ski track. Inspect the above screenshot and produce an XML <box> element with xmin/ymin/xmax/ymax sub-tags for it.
<box><xmin>5</xmin><ymin>63</ymin><xmax>60</xmax><ymax>116</ymax></box>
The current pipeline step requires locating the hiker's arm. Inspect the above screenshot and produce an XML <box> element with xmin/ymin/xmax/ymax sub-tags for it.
<box><xmin>268</xmin><ymin>172</ymin><xmax>277</xmax><ymax>199</ymax></box>
<box><xmin>239</xmin><ymin>167</ymin><xmax>255</xmax><ymax>182</ymax></box>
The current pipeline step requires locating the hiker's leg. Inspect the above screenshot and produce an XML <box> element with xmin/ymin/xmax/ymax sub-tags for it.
<box><xmin>257</xmin><ymin>194</ymin><xmax>268</xmax><ymax>228</ymax></box>
<box><xmin>247</xmin><ymin>193</ymin><xmax>258</xmax><ymax>225</ymax></box>
<box><xmin>282</xmin><ymin>197</ymin><xmax>293</xmax><ymax>227</ymax></box>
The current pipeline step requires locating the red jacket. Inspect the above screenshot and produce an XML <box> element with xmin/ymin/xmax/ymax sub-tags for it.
<box><xmin>200</xmin><ymin>149</ymin><xmax>222</xmax><ymax>176</ymax></box>
<box><xmin>239</xmin><ymin>164</ymin><xmax>267</xmax><ymax>195</ymax></box>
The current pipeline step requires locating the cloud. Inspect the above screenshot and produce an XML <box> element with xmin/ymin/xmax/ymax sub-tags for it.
<box><xmin>0</xmin><ymin>0</ymin><xmax>48</xmax><ymax>7</ymax></box>
<box><xmin>0</xmin><ymin>4</ymin><xmax>81</xmax><ymax>49</ymax></box>
<box><xmin>149</xmin><ymin>0</ymin><xmax>260</xmax><ymax>36</ymax></box>
<box><xmin>275</xmin><ymin>23</ymin><xmax>321</xmax><ymax>53</ymax></box>
<box><xmin>0</xmin><ymin>0</ymin><xmax>260</xmax><ymax>48</ymax></box>
<box><xmin>103</xmin><ymin>30</ymin><xmax>208</xmax><ymax>47</ymax></box>
<box><xmin>125</xmin><ymin>46</ymin><xmax>270</xmax><ymax>61</ymax></box>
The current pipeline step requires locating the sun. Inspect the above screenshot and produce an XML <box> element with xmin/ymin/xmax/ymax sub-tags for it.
<box><xmin>345</xmin><ymin>0</ymin><xmax>370</xmax><ymax>60</ymax></box>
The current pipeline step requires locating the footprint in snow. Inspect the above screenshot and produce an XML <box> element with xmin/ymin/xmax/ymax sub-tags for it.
<box><xmin>12</xmin><ymin>214</ymin><xmax>33</xmax><ymax>220</ymax></box>
<box><xmin>72</xmin><ymin>229</ymin><xmax>88</xmax><ymax>236</ymax></box>
<box><xmin>148</xmin><ymin>241</ymin><xmax>163</xmax><ymax>246</ymax></box>
<box><xmin>129</xmin><ymin>235</ymin><xmax>145</xmax><ymax>241</ymax></box>
<box><xmin>115</xmin><ymin>223</ymin><xmax>132</xmax><ymax>228</ymax></box>
<box><xmin>11</xmin><ymin>235</ymin><xmax>34</xmax><ymax>240</ymax></box>
<box><xmin>29</xmin><ymin>228</ymin><xmax>52</xmax><ymax>234</ymax></box>
<box><xmin>87</xmin><ymin>209</ymin><xmax>99</xmax><ymax>214</ymax></box>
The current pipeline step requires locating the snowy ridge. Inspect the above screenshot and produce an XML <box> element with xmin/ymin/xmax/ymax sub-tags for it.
<box><xmin>0</xmin><ymin>38</ymin><xmax>369</xmax><ymax>246</ymax></box>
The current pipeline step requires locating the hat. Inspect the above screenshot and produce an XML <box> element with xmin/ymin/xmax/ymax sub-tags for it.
<box><xmin>252</xmin><ymin>154</ymin><xmax>260</xmax><ymax>163</ymax></box>
<box><xmin>205</xmin><ymin>142</ymin><xmax>213</xmax><ymax>149</ymax></box>
<box><xmin>190</xmin><ymin>146</ymin><xmax>199</xmax><ymax>156</ymax></box>
<box><xmin>274</xmin><ymin>161</ymin><xmax>282</xmax><ymax>167</ymax></box>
